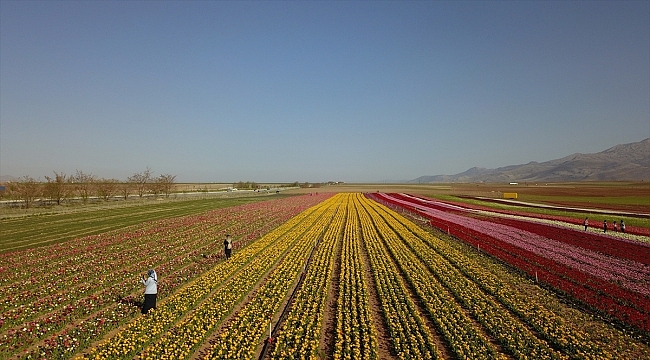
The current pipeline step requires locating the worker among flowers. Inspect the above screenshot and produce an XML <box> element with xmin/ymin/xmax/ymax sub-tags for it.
<box><xmin>224</xmin><ymin>234</ymin><xmax>233</xmax><ymax>260</ymax></box>
<box><xmin>140</xmin><ymin>269</ymin><xmax>158</xmax><ymax>314</ymax></box>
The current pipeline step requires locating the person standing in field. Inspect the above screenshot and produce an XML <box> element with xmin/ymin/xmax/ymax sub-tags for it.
<box><xmin>613</xmin><ymin>221</ymin><xmax>618</xmax><ymax>232</ymax></box>
<box><xmin>603</xmin><ymin>220</ymin><xmax>608</xmax><ymax>233</ymax></box>
<box><xmin>224</xmin><ymin>234</ymin><xmax>233</xmax><ymax>260</ymax></box>
<box><xmin>620</xmin><ymin>220</ymin><xmax>626</xmax><ymax>233</ymax></box>
<box><xmin>583</xmin><ymin>217</ymin><xmax>589</xmax><ymax>231</ymax></box>
<box><xmin>141</xmin><ymin>269</ymin><xmax>158</xmax><ymax>314</ymax></box>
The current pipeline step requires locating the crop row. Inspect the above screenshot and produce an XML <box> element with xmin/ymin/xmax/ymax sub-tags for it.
<box><xmin>363</xmin><ymin>198</ymin><xmax>565</xmax><ymax>359</ymax></box>
<box><xmin>3</xmin><ymin>218</ymin><xmax>219</xmax><ymax>353</ymax></box>
<box><xmin>5</xmin><ymin>192</ymin><xmax>649</xmax><ymax>359</ymax></box>
<box><xmin>404</xmin><ymin>193</ymin><xmax>650</xmax><ymax>265</ymax></box>
<box><xmin>369</xmin><ymin>194</ymin><xmax>636</xmax><ymax>358</ymax></box>
<box><xmin>371</xmin><ymin>193</ymin><xmax>650</xmax><ymax>333</ymax></box>
<box><xmin>75</xmin><ymin>196</ymin><xmax>335</xmax><ymax>360</ymax></box>
<box><xmin>6</xmin><ymin>213</ymin><xmax>274</xmax><ymax>354</ymax></box>
<box><xmin>357</xmin><ymin>195</ymin><xmax>442</xmax><ymax>359</ymax></box>
<box><xmin>3</xmin><ymin>194</ymin><xmax>331</xmax><ymax>359</ymax></box>
<box><xmin>269</xmin><ymin>193</ymin><xmax>347</xmax><ymax>359</ymax></box>
<box><xmin>362</xmin><ymin>196</ymin><xmax>499</xmax><ymax>359</ymax></box>
<box><xmin>201</xmin><ymin>196</ymin><xmax>342</xmax><ymax>359</ymax></box>
<box><xmin>330</xmin><ymin>194</ymin><xmax>378</xmax><ymax>360</ymax></box>
<box><xmin>413</xmin><ymin>194</ymin><xmax>650</xmax><ymax>237</ymax></box>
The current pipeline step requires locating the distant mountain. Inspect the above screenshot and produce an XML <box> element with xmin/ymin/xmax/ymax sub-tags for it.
<box><xmin>412</xmin><ymin>138</ymin><xmax>650</xmax><ymax>183</ymax></box>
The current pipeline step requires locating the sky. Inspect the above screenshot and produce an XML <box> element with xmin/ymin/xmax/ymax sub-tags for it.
<box><xmin>1</xmin><ymin>1</ymin><xmax>649</xmax><ymax>183</ymax></box>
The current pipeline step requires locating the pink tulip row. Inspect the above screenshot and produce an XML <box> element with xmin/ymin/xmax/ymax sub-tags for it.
<box><xmin>405</xmin><ymin>193</ymin><xmax>650</xmax><ymax>265</ymax></box>
<box><xmin>385</xmin><ymin>193</ymin><xmax>650</xmax><ymax>295</ymax></box>
<box><xmin>370</xmin><ymin>193</ymin><xmax>650</xmax><ymax>332</ymax></box>
<box><xmin>406</xmin><ymin>193</ymin><xmax>650</xmax><ymax>237</ymax></box>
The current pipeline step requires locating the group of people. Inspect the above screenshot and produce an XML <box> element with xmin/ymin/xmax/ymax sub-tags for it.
<box><xmin>139</xmin><ymin>234</ymin><xmax>235</xmax><ymax>314</ymax></box>
<box><xmin>583</xmin><ymin>217</ymin><xmax>626</xmax><ymax>233</ymax></box>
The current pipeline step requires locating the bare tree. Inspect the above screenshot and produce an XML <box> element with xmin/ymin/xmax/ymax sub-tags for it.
<box><xmin>43</xmin><ymin>171</ymin><xmax>70</xmax><ymax>205</ymax></box>
<box><xmin>73</xmin><ymin>170</ymin><xmax>96</xmax><ymax>204</ymax></box>
<box><xmin>157</xmin><ymin>174</ymin><xmax>177</xmax><ymax>198</ymax></box>
<box><xmin>12</xmin><ymin>176</ymin><xmax>41</xmax><ymax>209</ymax></box>
<box><xmin>150</xmin><ymin>178</ymin><xmax>163</xmax><ymax>197</ymax></box>
<box><xmin>96</xmin><ymin>178</ymin><xmax>120</xmax><ymax>201</ymax></box>
<box><xmin>119</xmin><ymin>181</ymin><xmax>132</xmax><ymax>200</ymax></box>
<box><xmin>128</xmin><ymin>167</ymin><xmax>153</xmax><ymax>198</ymax></box>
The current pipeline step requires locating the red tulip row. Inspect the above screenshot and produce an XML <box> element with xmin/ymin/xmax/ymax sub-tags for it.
<box><xmin>369</xmin><ymin>196</ymin><xmax>623</xmax><ymax>358</ymax></box>
<box><xmin>407</xmin><ymin>193</ymin><xmax>650</xmax><ymax>237</ymax></box>
<box><xmin>402</xmin><ymin>193</ymin><xmax>650</xmax><ymax>265</ymax></box>
<box><xmin>371</xmin><ymin>193</ymin><xmax>650</xmax><ymax>333</ymax></box>
<box><xmin>391</xmin><ymin>194</ymin><xmax>650</xmax><ymax>298</ymax></box>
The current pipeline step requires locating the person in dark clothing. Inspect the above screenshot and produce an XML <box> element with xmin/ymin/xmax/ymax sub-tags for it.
<box><xmin>603</xmin><ymin>220</ymin><xmax>608</xmax><ymax>233</ymax></box>
<box><xmin>224</xmin><ymin>234</ymin><xmax>233</xmax><ymax>260</ymax></box>
<box><xmin>140</xmin><ymin>269</ymin><xmax>157</xmax><ymax>314</ymax></box>
<box><xmin>620</xmin><ymin>220</ymin><xmax>626</xmax><ymax>233</ymax></box>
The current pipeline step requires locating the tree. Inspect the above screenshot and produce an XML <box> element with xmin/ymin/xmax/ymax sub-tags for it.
<box><xmin>119</xmin><ymin>181</ymin><xmax>132</xmax><ymax>200</ymax></box>
<box><xmin>96</xmin><ymin>178</ymin><xmax>120</xmax><ymax>201</ymax></box>
<box><xmin>157</xmin><ymin>174</ymin><xmax>176</xmax><ymax>198</ymax></box>
<box><xmin>12</xmin><ymin>176</ymin><xmax>41</xmax><ymax>209</ymax></box>
<box><xmin>73</xmin><ymin>170</ymin><xmax>96</xmax><ymax>204</ymax></box>
<box><xmin>43</xmin><ymin>171</ymin><xmax>70</xmax><ymax>205</ymax></box>
<box><xmin>128</xmin><ymin>167</ymin><xmax>153</xmax><ymax>198</ymax></box>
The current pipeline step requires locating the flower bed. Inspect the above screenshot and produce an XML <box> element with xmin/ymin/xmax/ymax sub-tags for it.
<box><xmin>369</xmin><ymin>193</ymin><xmax>650</xmax><ymax>333</ymax></box>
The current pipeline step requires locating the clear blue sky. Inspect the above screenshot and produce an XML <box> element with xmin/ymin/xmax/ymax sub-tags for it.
<box><xmin>1</xmin><ymin>1</ymin><xmax>648</xmax><ymax>183</ymax></box>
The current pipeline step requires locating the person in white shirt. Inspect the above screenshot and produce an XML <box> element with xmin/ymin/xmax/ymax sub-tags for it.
<box><xmin>140</xmin><ymin>269</ymin><xmax>158</xmax><ymax>314</ymax></box>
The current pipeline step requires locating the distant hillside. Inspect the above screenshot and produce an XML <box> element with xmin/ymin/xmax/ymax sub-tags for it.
<box><xmin>412</xmin><ymin>138</ymin><xmax>650</xmax><ymax>183</ymax></box>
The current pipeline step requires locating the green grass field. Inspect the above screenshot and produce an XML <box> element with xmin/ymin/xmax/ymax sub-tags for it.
<box><xmin>0</xmin><ymin>194</ymin><xmax>291</xmax><ymax>253</ymax></box>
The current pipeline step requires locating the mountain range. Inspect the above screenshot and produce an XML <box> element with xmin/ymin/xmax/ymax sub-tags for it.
<box><xmin>411</xmin><ymin>138</ymin><xmax>650</xmax><ymax>183</ymax></box>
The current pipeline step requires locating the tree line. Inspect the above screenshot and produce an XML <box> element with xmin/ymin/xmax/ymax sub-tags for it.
<box><xmin>1</xmin><ymin>167</ymin><xmax>176</xmax><ymax>208</ymax></box>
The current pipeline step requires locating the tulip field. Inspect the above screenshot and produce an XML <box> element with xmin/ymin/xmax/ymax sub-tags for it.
<box><xmin>369</xmin><ymin>193</ymin><xmax>650</xmax><ymax>332</ymax></box>
<box><xmin>1</xmin><ymin>192</ymin><xmax>649</xmax><ymax>359</ymax></box>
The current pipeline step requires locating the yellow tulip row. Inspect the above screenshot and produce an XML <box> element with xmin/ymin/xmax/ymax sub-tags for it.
<box><xmin>331</xmin><ymin>193</ymin><xmax>378</xmax><ymax>360</ymax></box>
<box><xmin>76</xmin><ymin>201</ymin><xmax>329</xmax><ymax>359</ymax></box>
<box><xmin>356</xmin><ymin>195</ymin><xmax>443</xmax><ymax>359</ymax></box>
<box><xmin>8</xmin><ymin>206</ymin><xmax>289</xmax><ymax>358</ymax></box>
<box><xmin>364</xmin><ymin>198</ymin><xmax>565</xmax><ymax>359</ymax></box>
<box><xmin>395</xmin><ymin>207</ymin><xmax>620</xmax><ymax>359</ymax></box>
<box><xmin>269</xmin><ymin>193</ymin><xmax>349</xmax><ymax>359</ymax></box>
<box><xmin>202</xmin><ymin>196</ymin><xmax>343</xmax><ymax>359</ymax></box>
